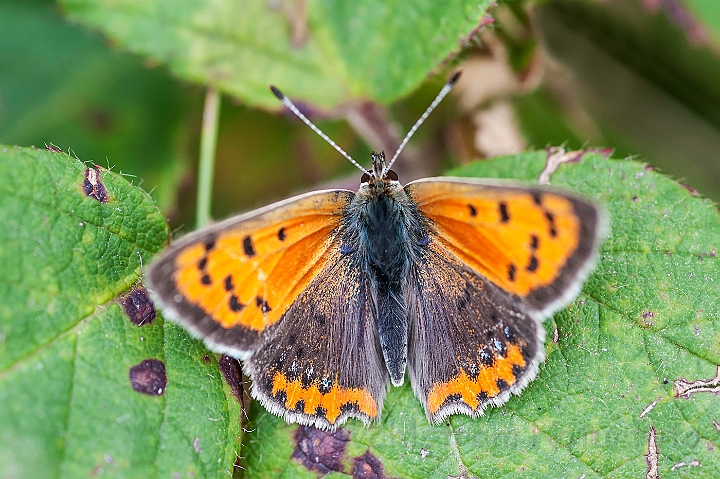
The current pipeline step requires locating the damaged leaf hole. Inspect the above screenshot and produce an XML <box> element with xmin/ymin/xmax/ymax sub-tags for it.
<box><xmin>122</xmin><ymin>288</ymin><xmax>156</xmax><ymax>326</ymax></box>
<box><xmin>83</xmin><ymin>166</ymin><xmax>108</xmax><ymax>202</ymax></box>
<box><xmin>129</xmin><ymin>359</ymin><xmax>167</xmax><ymax>396</ymax></box>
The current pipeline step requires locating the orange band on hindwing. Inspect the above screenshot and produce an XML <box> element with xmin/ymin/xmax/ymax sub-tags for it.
<box><xmin>272</xmin><ymin>372</ymin><xmax>378</xmax><ymax>424</ymax></box>
<box><xmin>426</xmin><ymin>343</ymin><xmax>527</xmax><ymax>414</ymax></box>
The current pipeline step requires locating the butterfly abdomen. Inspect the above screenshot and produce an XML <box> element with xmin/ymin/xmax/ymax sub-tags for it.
<box><xmin>342</xmin><ymin>182</ymin><xmax>431</xmax><ymax>386</ymax></box>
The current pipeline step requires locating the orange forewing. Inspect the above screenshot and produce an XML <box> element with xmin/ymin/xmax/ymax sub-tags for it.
<box><xmin>407</xmin><ymin>179</ymin><xmax>582</xmax><ymax>298</ymax></box>
<box><xmin>171</xmin><ymin>191</ymin><xmax>351</xmax><ymax>332</ymax></box>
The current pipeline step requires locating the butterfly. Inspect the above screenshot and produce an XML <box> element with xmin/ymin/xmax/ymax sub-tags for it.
<box><xmin>147</xmin><ymin>72</ymin><xmax>603</xmax><ymax>431</ymax></box>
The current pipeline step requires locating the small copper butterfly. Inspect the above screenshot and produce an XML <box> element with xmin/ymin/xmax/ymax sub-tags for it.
<box><xmin>147</xmin><ymin>72</ymin><xmax>604</xmax><ymax>431</ymax></box>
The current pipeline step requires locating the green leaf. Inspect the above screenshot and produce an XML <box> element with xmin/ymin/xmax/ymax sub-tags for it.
<box><xmin>3</xmin><ymin>147</ymin><xmax>718</xmax><ymax>477</ymax></box>
<box><xmin>241</xmin><ymin>152</ymin><xmax>720</xmax><ymax>478</ymax></box>
<box><xmin>0</xmin><ymin>146</ymin><xmax>241</xmax><ymax>478</ymax></box>
<box><xmin>58</xmin><ymin>0</ymin><xmax>493</xmax><ymax>108</ymax></box>
<box><xmin>0</xmin><ymin>0</ymin><xmax>194</xmax><ymax>213</ymax></box>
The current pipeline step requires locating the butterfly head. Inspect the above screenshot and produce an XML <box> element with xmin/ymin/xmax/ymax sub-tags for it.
<box><xmin>361</xmin><ymin>151</ymin><xmax>399</xmax><ymax>185</ymax></box>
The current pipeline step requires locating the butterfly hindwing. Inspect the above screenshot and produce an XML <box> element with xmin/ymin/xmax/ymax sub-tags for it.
<box><xmin>403</xmin><ymin>178</ymin><xmax>601</xmax><ymax>421</ymax></box>
<box><xmin>245</xmin><ymin>251</ymin><xmax>388</xmax><ymax>430</ymax></box>
<box><xmin>406</xmin><ymin>241</ymin><xmax>543</xmax><ymax>423</ymax></box>
<box><xmin>147</xmin><ymin>190</ymin><xmax>354</xmax><ymax>358</ymax></box>
<box><xmin>406</xmin><ymin>178</ymin><xmax>602</xmax><ymax>317</ymax></box>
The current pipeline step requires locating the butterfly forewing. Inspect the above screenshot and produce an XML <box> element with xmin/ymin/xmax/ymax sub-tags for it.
<box><xmin>147</xmin><ymin>190</ymin><xmax>354</xmax><ymax>357</ymax></box>
<box><xmin>406</xmin><ymin>178</ymin><xmax>602</xmax><ymax>316</ymax></box>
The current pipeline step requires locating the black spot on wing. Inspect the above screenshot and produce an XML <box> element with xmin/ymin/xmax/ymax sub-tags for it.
<box><xmin>530</xmin><ymin>235</ymin><xmax>539</xmax><ymax>250</ymax></box>
<box><xmin>318</xmin><ymin>377</ymin><xmax>332</xmax><ymax>394</ymax></box>
<box><xmin>229</xmin><ymin>295</ymin><xmax>245</xmax><ymax>312</ymax></box>
<box><xmin>278</xmin><ymin>227</ymin><xmax>286</xmax><ymax>241</ymax></box>
<box><xmin>340</xmin><ymin>402</ymin><xmax>359</xmax><ymax>414</ymax></box>
<box><xmin>243</xmin><ymin>236</ymin><xmax>256</xmax><ymax>256</ymax></box>
<box><xmin>526</xmin><ymin>256</ymin><xmax>539</xmax><ymax>272</ymax></box>
<box><xmin>545</xmin><ymin>211</ymin><xmax>557</xmax><ymax>237</ymax></box>
<box><xmin>256</xmin><ymin>296</ymin><xmax>271</xmax><ymax>313</ymax></box>
<box><xmin>468</xmin><ymin>204</ymin><xmax>477</xmax><ymax>217</ymax></box>
<box><xmin>224</xmin><ymin>275</ymin><xmax>234</xmax><ymax>292</ymax></box>
<box><xmin>508</xmin><ymin>263</ymin><xmax>517</xmax><ymax>281</ymax></box>
<box><xmin>499</xmin><ymin>202</ymin><xmax>510</xmax><ymax>222</ymax></box>
<box><xmin>201</xmin><ymin>274</ymin><xmax>212</xmax><ymax>285</ymax></box>
<box><xmin>301</xmin><ymin>371</ymin><xmax>313</xmax><ymax>388</ymax></box>
<box><xmin>274</xmin><ymin>389</ymin><xmax>287</xmax><ymax>405</ymax></box>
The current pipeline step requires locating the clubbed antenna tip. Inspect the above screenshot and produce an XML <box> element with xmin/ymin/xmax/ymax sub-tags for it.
<box><xmin>448</xmin><ymin>70</ymin><xmax>462</xmax><ymax>86</ymax></box>
<box><xmin>269</xmin><ymin>85</ymin><xmax>284</xmax><ymax>100</ymax></box>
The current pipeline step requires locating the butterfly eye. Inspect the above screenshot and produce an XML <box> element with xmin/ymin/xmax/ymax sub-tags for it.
<box><xmin>386</xmin><ymin>170</ymin><xmax>399</xmax><ymax>181</ymax></box>
<box><xmin>361</xmin><ymin>172</ymin><xmax>371</xmax><ymax>183</ymax></box>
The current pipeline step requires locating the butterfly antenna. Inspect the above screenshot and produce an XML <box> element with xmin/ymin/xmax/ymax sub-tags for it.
<box><xmin>383</xmin><ymin>70</ymin><xmax>462</xmax><ymax>175</ymax></box>
<box><xmin>270</xmin><ymin>86</ymin><xmax>366</xmax><ymax>173</ymax></box>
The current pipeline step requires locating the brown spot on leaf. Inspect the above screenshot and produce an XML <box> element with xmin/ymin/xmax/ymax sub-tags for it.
<box><xmin>218</xmin><ymin>355</ymin><xmax>243</xmax><ymax>403</ymax></box>
<box><xmin>129</xmin><ymin>359</ymin><xmax>166</xmax><ymax>396</ymax></box>
<box><xmin>645</xmin><ymin>426</ymin><xmax>659</xmax><ymax>479</ymax></box>
<box><xmin>123</xmin><ymin>288</ymin><xmax>156</xmax><ymax>326</ymax></box>
<box><xmin>293</xmin><ymin>426</ymin><xmax>349</xmax><ymax>475</ymax></box>
<box><xmin>353</xmin><ymin>451</ymin><xmax>389</xmax><ymax>479</ymax></box>
<box><xmin>83</xmin><ymin>167</ymin><xmax>108</xmax><ymax>202</ymax></box>
<box><xmin>678</xmin><ymin>182</ymin><xmax>700</xmax><ymax>196</ymax></box>
<box><xmin>675</xmin><ymin>365</ymin><xmax>720</xmax><ymax>398</ymax></box>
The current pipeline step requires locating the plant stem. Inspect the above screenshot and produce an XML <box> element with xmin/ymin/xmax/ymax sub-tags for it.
<box><xmin>196</xmin><ymin>88</ymin><xmax>221</xmax><ymax>229</ymax></box>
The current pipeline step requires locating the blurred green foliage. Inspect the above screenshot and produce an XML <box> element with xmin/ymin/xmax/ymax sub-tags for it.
<box><xmin>2</xmin><ymin>1</ymin><xmax>720</xmax><ymax>477</ymax></box>
<box><xmin>3</xmin><ymin>0</ymin><xmax>719</xmax><ymax>225</ymax></box>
